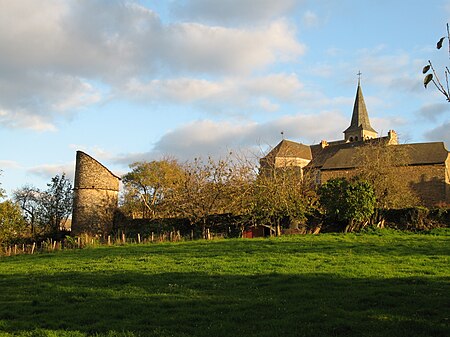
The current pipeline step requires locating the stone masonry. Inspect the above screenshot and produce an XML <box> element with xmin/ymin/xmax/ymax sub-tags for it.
<box><xmin>71</xmin><ymin>151</ymin><xmax>120</xmax><ymax>236</ymax></box>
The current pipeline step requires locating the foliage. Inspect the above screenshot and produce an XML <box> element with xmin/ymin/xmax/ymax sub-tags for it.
<box><xmin>422</xmin><ymin>23</ymin><xmax>450</xmax><ymax>102</ymax></box>
<box><xmin>14</xmin><ymin>174</ymin><xmax>72</xmax><ymax>238</ymax></box>
<box><xmin>319</xmin><ymin>178</ymin><xmax>376</xmax><ymax>231</ymax></box>
<box><xmin>173</xmin><ymin>155</ymin><xmax>255</xmax><ymax>235</ymax></box>
<box><xmin>353</xmin><ymin>143</ymin><xmax>419</xmax><ymax>209</ymax></box>
<box><xmin>251</xmin><ymin>166</ymin><xmax>318</xmax><ymax>234</ymax></box>
<box><xmin>12</xmin><ymin>185</ymin><xmax>41</xmax><ymax>235</ymax></box>
<box><xmin>39</xmin><ymin>174</ymin><xmax>73</xmax><ymax>237</ymax></box>
<box><xmin>0</xmin><ymin>233</ymin><xmax>448</xmax><ymax>337</ymax></box>
<box><xmin>0</xmin><ymin>170</ymin><xmax>5</xmax><ymax>199</ymax></box>
<box><xmin>121</xmin><ymin>159</ymin><xmax>184</xmax><ymax>218</ymax></box>
<box><xmin>0</xmin><ymin>200</ymin><xmax>26</xmax><ymax>245</ymax></box>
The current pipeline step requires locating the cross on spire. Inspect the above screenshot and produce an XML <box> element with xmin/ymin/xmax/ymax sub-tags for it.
<box><xmin>357</xmin><ymin>70</ymin><xmax>362</xmax><ymax>84</ymax></box>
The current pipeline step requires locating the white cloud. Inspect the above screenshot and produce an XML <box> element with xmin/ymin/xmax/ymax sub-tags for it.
<box><xmin>27</xmin><ymin>162</ymin><xmax>75</xmax><ymax>182</ymax></box>
<box><xmin>113</xmin><ymin>111</ymin><xmax>349</xmax><ymax>164</ymax></box>
<box><xmin>302</xmin><ymin>10</ymin><xmax>319</xmax><ymax>28</ymax></box>
<box><xmin>0</xmin><ymin>110</ymin><xmax>57</xmax><ymax>131</ymax></box>
<box><xmin>0</xmin><ymin>160</ymin><xmax>21</xmax><ymax>169</ymax></box>
<box><xmin>170</xmin><ymin>0</ymin><xmax>299</xmax><ymax>25</ymax></box>
<box><xmin>123</xmin><ymin>73</ymin><xmax>304</xmax><ymax>115</ymax></box>
<box><xmin>0</xmin><ymin>1</ymin><xmax>305</xmax><ymax>130</ymax></box>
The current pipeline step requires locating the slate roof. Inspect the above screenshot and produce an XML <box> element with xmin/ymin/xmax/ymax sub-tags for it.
<box><xmin>264</xmin><ymin>139</ymin><xmax>312</xmax><ymax>160</ymax></box>
<box><xmin>343</xmin><ymin>83</ymin><xmax>377</xmax><ymax>134</ymax></box>
<box><xmin>320</xmin><ymin>142</ymin><xmax>449</xmax><ymax>170</ymax></box>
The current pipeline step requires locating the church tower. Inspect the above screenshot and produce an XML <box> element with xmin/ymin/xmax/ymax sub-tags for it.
<box><xmin>343</xmin><ymin>78</ymin><xmax>377</xmax><ymax>142</ymax></box>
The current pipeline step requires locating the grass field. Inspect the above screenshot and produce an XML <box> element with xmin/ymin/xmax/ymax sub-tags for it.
<box><xmin>0</xmin><ymin>229</ymin><xmax>449</xmax><ymax>337</ymax></box>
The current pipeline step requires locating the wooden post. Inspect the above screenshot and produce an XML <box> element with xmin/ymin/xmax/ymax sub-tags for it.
<box><xmin>31</xmin><ymin>242</ymin><xmax>36</xmax><ymax>254</ymax></box>
<box><xmin>151</xmin><ymin>232</ymin><xmax>154</xmax><ymax>243</ymax></box>
<box><xmin>108</xmin><ymin>235</ymin><xmax>111</xmax><ymax>245</ymax></box>
<box><xmin>191</xmin><ymin>229</ymin><xmax>194</xmax><ymax>240</ymax></box>
<box><xmin>122</xmin><ymin>233</ymin><xmax>126</xmax><ymax>244</ymax></box>
<box><xmin>14</xmin><ymin>245</ymin><xmax>17</xmax><ymax>255</ymax></box>
<box><xmin>137</xmin><ymin>233</ymin><xmax>141</xmax><ymax>244</ymax></box>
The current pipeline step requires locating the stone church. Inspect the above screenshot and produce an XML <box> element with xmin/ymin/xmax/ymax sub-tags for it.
<box><xmin>261</xmin><ymin>81</ymin><xmax>450</xmax><ymax>207</ymax></box>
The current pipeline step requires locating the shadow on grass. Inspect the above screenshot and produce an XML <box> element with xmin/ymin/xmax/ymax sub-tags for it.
<box><xmin>0</xmin><ymin>270</ymin><xmax>448</xmax><ymax>337</ymax></box>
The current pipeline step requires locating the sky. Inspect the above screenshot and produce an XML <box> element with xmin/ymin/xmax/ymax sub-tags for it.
<box><xmin>1</xmin><ymin>0</ymin><xmax>450</xmax><ymax>197</ymax></box>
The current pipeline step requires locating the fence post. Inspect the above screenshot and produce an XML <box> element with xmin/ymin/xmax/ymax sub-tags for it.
<box><xmin>122</xmin><ymin>233</ymin><xmax>126</xmax><ymax>244</ymax></box>
<box><xmin>137</xmin><ymin>233</ymin><xmax>141</xmax><ymax>244</ymax></box>
<box><xmin>31</xmin><ymin>242</ymin><xmax>36</xmax><ymax>254</ymax></box>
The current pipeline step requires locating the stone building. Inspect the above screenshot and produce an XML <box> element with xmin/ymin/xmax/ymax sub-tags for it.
<box><xmin>261</xmin><ymin>81</ymin><xmax>450</xmax><ymax>207</ymax></box>
<box><xmin>71</xmin><ymin>151</ymin><xmax>120</xmax><ymax>235</ymax></box>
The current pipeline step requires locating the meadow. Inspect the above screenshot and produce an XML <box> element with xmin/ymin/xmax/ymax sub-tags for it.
<box><xmin>0</xmin><ymin>229</ymin><xmax>449</xmax><ymax>337</ymax></box>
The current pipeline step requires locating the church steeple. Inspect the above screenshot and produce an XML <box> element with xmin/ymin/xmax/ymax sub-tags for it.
<box><xmin>343</xmin><ymin>76</ymin><xmax>377</xmax><ymax>142</ymax></box>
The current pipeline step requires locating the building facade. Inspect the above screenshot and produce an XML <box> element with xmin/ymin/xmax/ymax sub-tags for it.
<box><xmin>261</xmin><ymin>82</ymin><xmax>450</xmax><ymax>207</ymax></box>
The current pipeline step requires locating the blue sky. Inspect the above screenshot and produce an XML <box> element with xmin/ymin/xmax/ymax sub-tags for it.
<box><xmin>1</xmin><ymin>0</ymin><xmax>449</xmax><ymax>196</ymax></box>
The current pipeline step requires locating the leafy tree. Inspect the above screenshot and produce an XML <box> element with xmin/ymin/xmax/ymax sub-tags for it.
<box><xmin>173</xmin><ymin>155</ymin><xmax>255</xmax><ymax>237</ymax></box>
<box><xmin>122</xmin><ymin>159</ymin><xmax>184</xmax><ymax>218</ymax></box>
<box><xmin>319</xmin><ymin>178</ymin><xmax>375</xmax><ymax>232</ymax></box>
<box><xmin>39</xmin><ymin>173</ymin><xmax>73</xmax><ymax>237</ymax></box>
<box><xmin>251</xmin><ymin>166</ymin><xmax>318</xmax><ymax>235</ymax></box>
<box><xmin>0</xmin><ymin>170</ymin><xmax>5</xmax><ymax>200</ymax></box>
<box><xmin>423</xmin><ymin>23</ymin><xmax>450</xmax><ymax>102</ymax></box>
<box><xmin>12</xmin><ymin>185</ymin><xmax>41</xmax><ymax>235</ymax></box>
<box><xmin>0</xmin><ymin>200</ymin><xmax>26</xmax><ymax>246</ymax></box>
<box><xmin>353</xmin><ymin>143</ymin><xmax>418</xmax><ymax>209</ymax></box>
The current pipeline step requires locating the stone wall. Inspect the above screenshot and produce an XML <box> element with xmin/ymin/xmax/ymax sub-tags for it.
<box><xmin>71</xmin><ymin>151</ymin><xmax>120</xmax><ymax>236</ymax></box>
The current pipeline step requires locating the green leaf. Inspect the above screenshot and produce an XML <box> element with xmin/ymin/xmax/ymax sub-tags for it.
<box><xmin>424</xmin><ymin>73</ymin><xmax>433</xmax><ymax>88</ymax></box>
<box><xmin>422</xmin><ymin>64</ymin><xmax>431</xmax><ymax>74</ymax></box>
<box><xmin>437</xmin><ymin>37</ymin><xmax>445</xmax><ymax>49</ymax></box>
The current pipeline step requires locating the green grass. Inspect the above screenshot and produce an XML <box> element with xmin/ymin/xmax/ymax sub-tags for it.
<box><xmin>0</xmin><ymin>230</ymin><xmax>449</xmax><ymax>337</ymax></box>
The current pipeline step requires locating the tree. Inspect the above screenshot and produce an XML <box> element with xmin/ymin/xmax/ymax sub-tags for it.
<box><xmin>0</xmin><ymin>170</ymin><xmax>5</xmax><ymax>200</ymax></box>
<box><xmin>251</xmin><ymin>165</ymin><xmax>318</xmax><ymax>235</ymax></box>
<box><xmin>319</xmin><ymin>178</ymin><xmax>376</xmax><ymax>232</ymax></box>
<box><xmin>121</xmin><ymin>159</ymin><xmax>184</xmax><ymax>218</ymax></box>
<box><xmin>0</xmin><ymin>200</ymin><xmax>26</xmax><ymax>246</ymax></box>
<box><xmin>423</xmin><ymin>23</ymin><xmax>450</xmax><ymax>102</ymax></box>
<box><xmin>173</xmin><ymin>155</ymin><xmax>255</xmax><ymax>237</ymax></box>
<box><xmin>39</xmin><ymin>173</ymin><xmax>73</xmax><ymax>237</ymax></box>
<box><xmin>353</xmin><ymin>143</ymin><xmax>418</xmax><ymax>209</ymax></box>
<box><xmin>12</xmin><ymin>185</ymin><xmax>41</xmax><ymax>235</ymax></box>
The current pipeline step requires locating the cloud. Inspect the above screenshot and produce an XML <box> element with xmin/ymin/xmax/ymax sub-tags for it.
<box><xmin>416</xmin><ymin>103</ymin><xmax>450</xmax><ymax>121</ymax></box>
<box><xmin>0</xmin><ymin>1</ymin><xmax>305</xmax><ymax>130</ymax></box>
<box><xmin>113</xmin><ymin>111</ymin><xmax>349</xmax><ymax>165</ymax></box>
<box><xmin>424</xmin><ymin>121</ymin><xmax>450</xmax><ymax>145</ymax></box>
<box><xmin>123</xmin><ymin>73</ymin><xmax>304</xmax><ymax>114</ymax></box>
<box><xmin>0</xmin><ymin>160</ymin><xmax>21</xmax><ymax>169</ymax></box>
<box><xmin>170</xmin><ymin>0</ymin><xmax>299</xmax><ymax>25</ymax></box>
<box><xmin>302</xmin><ymin>10</ymin><xmax>319</xmax><ymax>28</ymax></box>
<box><xmin>27</xmin><ymin>163</ymin><xmax>75</xmax><ymax>182</ymax></box>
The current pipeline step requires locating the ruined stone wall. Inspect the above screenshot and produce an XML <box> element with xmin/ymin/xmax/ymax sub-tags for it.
<box><xmin>71</xmin><ymin>151</ymin><xmax>120</xmax><ymax>236</ymax></box>
<box><xmin>320</xmin><ymin>164</ymin><xmax>449</xmax><ymax>207</ymax></box>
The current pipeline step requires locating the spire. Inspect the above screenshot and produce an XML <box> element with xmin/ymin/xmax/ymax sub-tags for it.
<box><xmin>344</xmin><ymin>79</ymin><xmax>377</xmax><ymax>135</ymax></box>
